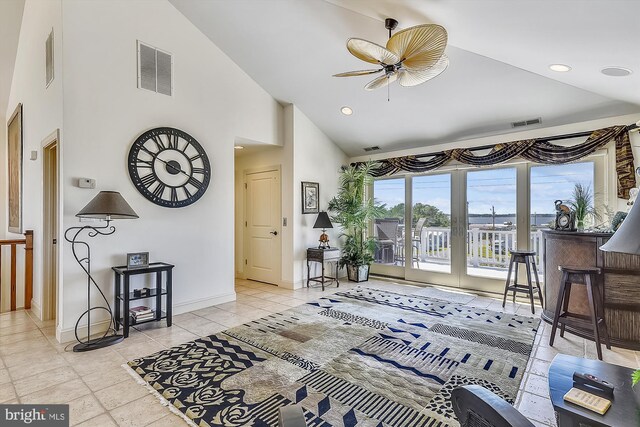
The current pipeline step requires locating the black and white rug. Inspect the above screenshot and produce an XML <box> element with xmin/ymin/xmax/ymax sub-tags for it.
<box><xmin>128</xmin><ymin>287</ymin><xmax>539</xmax><ymax>426</ymax></box>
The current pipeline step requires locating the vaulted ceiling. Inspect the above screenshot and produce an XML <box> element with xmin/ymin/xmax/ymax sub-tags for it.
<box><xmin>170</xmin><ymin>0</ymin><xmax>640</xmax><ymax>156</ymax></box>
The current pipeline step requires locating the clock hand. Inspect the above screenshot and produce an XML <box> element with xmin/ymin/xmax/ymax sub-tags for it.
<box><xmin>139</xmin><ymin>145</ymin><xmax>190</xmax><ymax>178</ymax></box>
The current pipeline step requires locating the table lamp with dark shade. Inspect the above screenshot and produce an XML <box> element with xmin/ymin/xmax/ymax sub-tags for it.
<box><xmin>313</xmin><ymin>211</ymin><xmax>333</xmax><ymax>249</ymax></box>
<box><xmin>65</xmin><ymin>191</ymin><xmax>138</xmax><ymax>352</ymax></box>
<box><xmin>600</xmin><ymin>197</ymin><xmax>640</xmax><ymax>254</ymax></box>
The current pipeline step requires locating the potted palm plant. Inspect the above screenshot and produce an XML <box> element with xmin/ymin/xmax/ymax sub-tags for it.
<box><xmin>328</xmin><ymin>162</ymin><xmax>385</xmax><ymax>282</ymax></box>
<box><xmin>570</xmin><ymin>183</ymin><xmax>598</xmax><ymax>231</ymax></box>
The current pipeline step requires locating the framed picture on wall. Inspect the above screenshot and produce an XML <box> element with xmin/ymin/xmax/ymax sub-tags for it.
<box><xmin>7</xmin><ymin>103</ymin><xmax>23</xmax><ymax>234</ymax></box>
<box><xmin>302</xmin><ymin>181</ymin><xmax>319</xmax><ymax>214</ymax></box>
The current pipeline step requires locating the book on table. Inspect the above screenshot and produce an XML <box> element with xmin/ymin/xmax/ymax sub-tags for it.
<box><xmin>130</xmin><ymin>306</ymin><xmax>154</xmax><ymax>321</ymax></box>
<box><xmin>563</xmin><ymin>387</ymin><xmax>611</xmax><ymax>415</ymax></box>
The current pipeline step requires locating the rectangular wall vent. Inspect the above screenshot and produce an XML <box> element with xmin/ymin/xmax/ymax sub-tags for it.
<box><xmin>511</xmin><ymin>117</ymin><xmax>542</xmax><ymax>128</ymax></box>
<box><xmin>137</xmin><ymin>41</ymin><xmax>172</xmax><ymax>96</ymax></box>
<box><xmin>45</xmin><ymin>29</ymin><xmax>54</xmax><ymax>88</ymax></box>
<box><xmin>363</xmin><ymin>146</ymin><xmax>380</xmax><ymax>152</ymax></box>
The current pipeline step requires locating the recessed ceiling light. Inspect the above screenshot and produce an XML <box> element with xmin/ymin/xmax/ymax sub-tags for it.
<box><xmin>234</xmin><ymin>146</ymin><xmax>244</xmax><ymax>150</ymax></box>
<box><xmin>341</xmin><ymin>106</ymin><xmax>353</xmax><ymax>116</ymax></box>
<box><xmin>601</xmin><ymin>66</ymin><xmax>632</xmax><ymax>77</ymax></box>
<box><xmin>549</xmin><ymin>64</ymin><xmax>571</xmax><ymax>72</ymax></box>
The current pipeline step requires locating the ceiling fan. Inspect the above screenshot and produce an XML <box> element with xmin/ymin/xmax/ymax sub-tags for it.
<box><xmin>334</xmin><ymin>18</ymin><xmax>449</xmax><ymax>91</ymax></box>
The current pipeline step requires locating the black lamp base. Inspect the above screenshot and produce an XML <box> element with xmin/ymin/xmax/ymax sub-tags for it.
<box><xmin>73</xmin><ymin>334</ymin><xmax>124</xmax><ymax>352</ymax></box>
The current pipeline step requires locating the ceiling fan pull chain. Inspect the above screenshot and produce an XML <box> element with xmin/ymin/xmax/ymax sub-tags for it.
<box><xmin>387</xmin><ymin>76</ymin><xmax>390</xmax><ymax>102</ymax></box>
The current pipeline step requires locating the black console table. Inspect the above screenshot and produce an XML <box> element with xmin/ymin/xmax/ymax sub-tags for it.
<box><xmin>113</xmin><ymin>262</ymin><xmax>173</xmax><ymax>338</ymax></box>
<box><xmin>306</xmin><ymin>248</ymin><xmax>340</xmax><ymax>291</ymax></box>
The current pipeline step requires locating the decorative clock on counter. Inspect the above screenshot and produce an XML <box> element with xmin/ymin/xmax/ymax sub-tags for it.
<box><xmin>128</xmin><ymin>127</ymin><xmax>211</xmax><ymax>208</ymax></box>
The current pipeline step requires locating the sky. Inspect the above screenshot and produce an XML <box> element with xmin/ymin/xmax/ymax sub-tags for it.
<box><xmin>374</xmin><ymin>161</ymin><xmax>594</xmax><ymax>215</ymax></box>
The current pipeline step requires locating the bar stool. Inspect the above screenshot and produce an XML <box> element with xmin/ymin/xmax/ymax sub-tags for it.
<box><xmin>549</xmin><ymin>266</ymin><xmax>611</xmax><ymax>360</ymax></box>
<box><xmin>501</xmin><ymin>250</ymin><xmax>544</xmax><ymax>314</ymax></box>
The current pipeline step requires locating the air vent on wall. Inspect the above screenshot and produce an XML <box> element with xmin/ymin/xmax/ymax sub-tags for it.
<box><xmin>45</xmin><ymin>29</ymin><xmax>54</xmax><ymax>87</ymax></box>
<box><xmin>137</xmin><ymin>41</ymin><xmax>172</xmax><ymax>96</ymax></box>
<box><xmin>511</xmin><ymin>117</ymin><xmax>542</xmax><ymax>128</ymax></box>
<box><xmin>363</xmin><ymin>146</ymin><xmax>380</xmax><ymax>152</ymax></box>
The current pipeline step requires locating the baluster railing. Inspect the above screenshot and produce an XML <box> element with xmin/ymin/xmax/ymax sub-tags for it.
<box><xmin>0</xmin><ymin>230</ymin><xmax>33</xmax><ymax>311</ymax></box>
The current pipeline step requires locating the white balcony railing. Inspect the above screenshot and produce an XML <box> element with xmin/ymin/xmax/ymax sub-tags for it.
<box><xmin>418</xmin><ymin>227</ymin><xmax>545</xmax><ymax>273</ymax></box>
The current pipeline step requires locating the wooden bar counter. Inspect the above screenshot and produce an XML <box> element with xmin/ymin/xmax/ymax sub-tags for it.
<box><xmin>542</xmin><ymin>229</ymin><xmax>640</xmax><ymax>350</ymax></box>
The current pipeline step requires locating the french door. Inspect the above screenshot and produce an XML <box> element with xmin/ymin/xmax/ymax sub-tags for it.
<box><xmin>372</xmin><ymin>164</ymin><xmax>528</xmax><ymax>294</ymax></box>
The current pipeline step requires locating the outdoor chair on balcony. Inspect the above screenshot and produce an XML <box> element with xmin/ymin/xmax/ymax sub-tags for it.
<box><xmin>374</xmin><ymin>218</ymin><xmax>399</xmax><ymax>264</ymax></box>
<box><xmin>411</xmin><ymin>217</ymin><xmax>426</xmax><ymax>267</ymax></box>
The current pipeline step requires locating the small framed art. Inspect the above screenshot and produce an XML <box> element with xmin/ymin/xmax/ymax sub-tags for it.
<box><xmin>127</xmin><ymin>252</ymin><xmax>149</xmax><ymax>269</ymax></box>
<box><xmin>302</xmin><ymin>182</ymin><xmax>319</xmax><ymax>214</ymax></box>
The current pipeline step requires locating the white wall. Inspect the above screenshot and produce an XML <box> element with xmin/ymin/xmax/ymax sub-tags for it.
<box><xmin>234</xmin><ymin>105</ymin><xmax>347</xmax><ymax>289</ymax></box>
<box><xmin>3</xmin><ymin>0</ymin><xmax>63</xmax><ymax>314</ymax></box>
<box><xmin>291</xmin><ymin>106</ymin><xmax>348</xmax><ymax>286</ymax></box>
<box><xmin>56</xmin><ymin>0</ymin><xmax>282</xmax><ymax>341</ymax></box>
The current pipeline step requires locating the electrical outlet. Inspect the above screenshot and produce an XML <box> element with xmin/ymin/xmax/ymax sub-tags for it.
<box><xmin>283</xmin><ymin>217</ymin><xmax>287</xmax><ymax>226</ymax></box>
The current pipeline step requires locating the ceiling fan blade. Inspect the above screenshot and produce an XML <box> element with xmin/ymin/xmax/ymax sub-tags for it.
<box><xmin>398</xmin><ymin>54</ymin><xmax>449</xmax><ymax>87</ymax></box>
<box><xmin>364</xmin><ymin>72</ymin><xmax>398</xmax><ymax>91</ymax></box>
<box><xmin>347</xmin><ymin>38</ymin><xmax>400</xmax><ymax>65</ymax></box>
<box><xmin>386</xmin><ymin>24</ymin><xmax>447</xmax><ymax>70</ymax></box>
<box><xmin>333</xmin><ymin>69</ymin><xmax>383</xmax><ymax>77</ymax></box>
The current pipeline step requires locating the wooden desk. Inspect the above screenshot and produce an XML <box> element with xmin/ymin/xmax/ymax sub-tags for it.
<box><xmin>542</xmin><ymin>230</ymin><xmax>640</xmax><ymax>350</ymax></box>
<box><xmin>306</xmin><ymin>248</ymin><xmax>340</xmax><ymax>291</ymax></box>
<box><xmin>548</xmin><ymin>354</ymin><xmax>640</xmax><ymax>427</ymax></box>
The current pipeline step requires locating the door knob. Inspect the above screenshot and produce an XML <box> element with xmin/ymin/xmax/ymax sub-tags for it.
<box><xmin>270</xmin><ymin>231</ymin><xmax>278</xmax><ymax>236</ymax></box>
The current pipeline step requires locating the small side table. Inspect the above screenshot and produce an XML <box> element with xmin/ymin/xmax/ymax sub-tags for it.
<box><xmin>306</xmin><ymin>248</ymin><xmax>340</xmax><ymax>291</ymax></box>
<box><xmin>113</xmin><ymin>262</ymin><xmax>174</xmax><ymax>338</ymax></box>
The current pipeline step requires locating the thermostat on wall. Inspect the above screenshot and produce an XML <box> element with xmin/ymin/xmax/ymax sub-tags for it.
<box><xmin>78</xmin><ymin>178</ymin><xmax>96</xmax><ymax>189</ymax></box>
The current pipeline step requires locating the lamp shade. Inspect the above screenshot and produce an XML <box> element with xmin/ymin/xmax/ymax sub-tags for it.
<box><xmin>600</xmin><ymin>200</ymin><xmax>640</xmax><ymax>254</ymax></box>
<box><xmin>313</xmin><ymin>211</ymin><xmax>333</xmax><ymax>229</ymax></box>
<box><xmin>76</xmin><ymin>191</ymin><xmax>139</xmax><ymax>220</ymax></box>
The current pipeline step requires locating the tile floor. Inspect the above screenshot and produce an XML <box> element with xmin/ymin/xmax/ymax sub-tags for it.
<box><xmin>0</xmin><ymin>277</ymin><xmax>638</xmax><ymax>426</ymax></box>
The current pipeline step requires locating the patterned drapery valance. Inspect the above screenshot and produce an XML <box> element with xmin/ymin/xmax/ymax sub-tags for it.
<box><xmin>358</xmin><ymin>125</ymin><xmax>637</xmax><ymax>199</ymax></box>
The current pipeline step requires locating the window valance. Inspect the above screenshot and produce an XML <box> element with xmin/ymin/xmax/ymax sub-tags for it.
<box><xmin>358</xmin><ymin>125</ymin><xmax>637</xmax><ymax>199</ymax></box>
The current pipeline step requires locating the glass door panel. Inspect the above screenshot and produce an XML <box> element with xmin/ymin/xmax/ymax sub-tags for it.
<box><xmin>411</xmin><ymin>174</ymin><xmax>452</xmax><ymax>273</ymax></box>
<box><xmin>371</xmin><ymin>178</ymin><xmax>405</xmax><ymax>273</ymax></box>
<box><xmin>466</xmin><ymin>167</ymin><xmax>517</xmax><ymax>280</ymax></box>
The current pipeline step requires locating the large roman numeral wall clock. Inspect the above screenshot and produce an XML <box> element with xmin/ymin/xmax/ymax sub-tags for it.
<box><xmin>128</xmin><ymin>127</ymin><xmax>211</xmax><ymax>208</ymax></box>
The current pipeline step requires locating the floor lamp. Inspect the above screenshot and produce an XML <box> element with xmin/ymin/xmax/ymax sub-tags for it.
<box><xmin>600</xmin><ymin>179</ymin><xmax>640</xmax><ymax>255</ymax></box>
<box><xmin>65</xmin><ymin>191</ymin><xmax>138</xmax><ymax>352</ymax></box>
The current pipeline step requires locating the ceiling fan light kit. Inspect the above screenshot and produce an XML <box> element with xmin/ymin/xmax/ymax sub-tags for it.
<box><xmin>334</xmin><ymin>17</ymin><xmax>449</xmax><ymax>91</ymax></box>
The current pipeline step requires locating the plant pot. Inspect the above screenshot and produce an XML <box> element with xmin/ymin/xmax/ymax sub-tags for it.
<box><xmin>576</xmin><ymin>220</ymin><xmax>585</xmax><ymax>232</ymax></box>
<box><xmin>347</xmin><ymin>264</ymin><xmax>370</xmax><ymax>282</ymax></box>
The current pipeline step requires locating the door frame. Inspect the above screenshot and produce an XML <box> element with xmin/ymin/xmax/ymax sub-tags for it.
<box><xmin>42</xmin><ymin>130</ymin><xmax>61</xmax><ymax>321</ymax></box>
<box><xmin>242</xmin><ymin>165</ymin><xmax>282</xmax><ymax>285</ymax></box>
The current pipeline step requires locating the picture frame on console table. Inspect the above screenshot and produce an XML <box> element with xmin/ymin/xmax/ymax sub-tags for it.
<box><xmin>127</xmin><ymin>252</ymin><xmax>149</xmax><ymax>269</ymax></box>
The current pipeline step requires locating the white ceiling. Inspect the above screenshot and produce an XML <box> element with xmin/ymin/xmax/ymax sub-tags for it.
<box><xmin>170</xmin><ymin>0</ymin><xmax>640</xmax><ymax>157</ymax></box>
<box><xmin>0</xmin><ymin>0</ymin><xmax>24</xmax><ymax>121</ymax></box>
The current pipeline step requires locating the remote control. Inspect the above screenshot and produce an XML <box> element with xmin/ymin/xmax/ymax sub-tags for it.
<box><xmin>573</xmin><ymin>372</ymin><xmax>614</xmax><ymax>396</ymax></box>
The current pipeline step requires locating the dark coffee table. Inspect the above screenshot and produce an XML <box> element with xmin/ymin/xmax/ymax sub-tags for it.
<box><xmin>548</xmin><ymin>354</ymin><xmax>640</xmax><ymax>426</ymax></box>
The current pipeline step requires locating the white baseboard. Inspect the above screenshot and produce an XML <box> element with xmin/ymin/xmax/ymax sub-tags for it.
<box><xmin>173</xmin><ymin>292</ymin><xmax>236</xmax><ymax>315</ymax></box>
<box><xmin>30</xmin><ymin>299</ymin><xmax>43</xmax><ymax>321</ymax></box>
<box><xmin>56</xmin><ymin>292</ymin><xmax>237</xmax><ymax>343</ymax></box>
<box><xmin>57</xmin><ymin>319</ymin><xmax>112</xmax><ymax>344</ymax></box>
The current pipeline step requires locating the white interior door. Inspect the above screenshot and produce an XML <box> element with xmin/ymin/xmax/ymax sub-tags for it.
<box><xmin>245</xmin><ymin>169</ymin><xmax>281</xmax><ymax>285</ymax></box>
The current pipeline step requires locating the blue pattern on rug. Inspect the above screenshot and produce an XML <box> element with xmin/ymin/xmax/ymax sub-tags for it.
<box><xmin>128</xmin><ymin>286</ymin><xmax>539</xmax><ymax>426</ymax></box>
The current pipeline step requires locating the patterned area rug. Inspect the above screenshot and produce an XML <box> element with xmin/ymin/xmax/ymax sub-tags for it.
<box><xmin>128</xmin><ymin>287</ymin><xmax>539</xmax><ymax>427</ymax></box>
